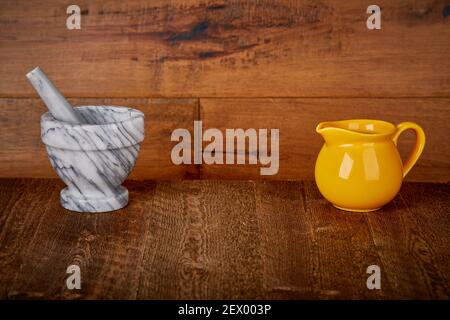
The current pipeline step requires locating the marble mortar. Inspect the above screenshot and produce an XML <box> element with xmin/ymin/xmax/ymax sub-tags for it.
<box><xmin>41</xmin><ymin>106</ymin><xmax>144</xmax><ymax>212</ymax></box>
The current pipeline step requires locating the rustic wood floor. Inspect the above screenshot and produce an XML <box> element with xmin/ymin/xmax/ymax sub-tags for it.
<box><xmin>0</xmin><ymin>179</ymin><xmax>448</xmax><ymax>299</ymax></box>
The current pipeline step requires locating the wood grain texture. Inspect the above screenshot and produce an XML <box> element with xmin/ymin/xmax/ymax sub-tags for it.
<box><xmin>0</xmin><ymin>179</ymin><xmax>448</xmax><ymax>299</ymax></box>
<box><xmin>366</xmin><ymin>183</ymin><xmax>450</xmax><ymax>299</ymax></box>
<box><xmin>256</xmin><ymin>181</ymin><xmax>383</xmax><ymax>299</ymax></box>
<box><xmin>0</xmin><ymin>179</ymin><xmax>57</xmax><ymax>298</ymax></box>
<box><xmin>0</xmin><ymin>179</ymin><xmax>157</xmax><ymax>299</ymax></box>
<box><xmin>1</xmin><ymin>98</ymin><xmax>448</xmax><ymax>181</ymax></box>
<box><xmin>1</xmin><ymin>0</ymin><xmax>449</xmax><ymax>98</ymax></box>
<box><xmin>200</xmin><ymin>98</ymin><xmax>450</xmax><ymax>182</ymax></box>
<box><xmin>0</xmin><ymin>98</ymin><xmax>198</xmax><ymax>179</ymax></box>
<box><xmin>137</xmin><ymin>181</ymin><xmax>264</xmax><ymax>299</ymax></box>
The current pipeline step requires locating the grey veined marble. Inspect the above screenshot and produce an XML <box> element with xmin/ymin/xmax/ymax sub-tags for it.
<box><xmin>27</xmin><ymin>67</ymin><xmax>85</xmax><ymax>124</ymax></box>
<box><xmin>41</xmin><ymin>106</ymin><xmax>145</xmax><ymax>213</ymax></box>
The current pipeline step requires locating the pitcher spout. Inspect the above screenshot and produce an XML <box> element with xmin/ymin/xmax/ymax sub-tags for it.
<box><xmin>316</xmin><ymin>121</ymin><xmax>348</xmax><ymax>145</ymax></box>
<box><xmin>316</xmin><ymin>122</ymin><xmax>331</xmax><ymax>135</ymax></box>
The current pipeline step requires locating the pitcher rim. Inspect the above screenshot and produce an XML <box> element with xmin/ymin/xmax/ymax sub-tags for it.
<box><xmin>316</xmin><ymin>119</ymin><xmax>396</xmax><ymax>137</ymax></box>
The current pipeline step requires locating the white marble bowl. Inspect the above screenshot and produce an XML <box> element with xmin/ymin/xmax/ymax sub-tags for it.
<box><xmin>41</xmin><ymin>106</ymin><xmax>145</xmax><ymax>212</ymax></box>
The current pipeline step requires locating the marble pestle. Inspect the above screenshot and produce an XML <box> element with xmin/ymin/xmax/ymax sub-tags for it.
<box><xmin>26</xmin><ymin>66</ymin><xmax>84</xmax><ymax>124</ymax></box>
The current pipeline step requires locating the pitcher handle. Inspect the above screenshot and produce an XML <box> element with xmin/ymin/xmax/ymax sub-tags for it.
<box><xmin>392</xmin><ymin>122</ymin><xmax>426</xmax><ymax>178</ymax></box>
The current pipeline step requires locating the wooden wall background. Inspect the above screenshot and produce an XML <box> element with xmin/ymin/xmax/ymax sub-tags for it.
<box><xmin>0</xmin><ymin>0</ymin><xmax>449</xmax><ymax>181</ymax></box>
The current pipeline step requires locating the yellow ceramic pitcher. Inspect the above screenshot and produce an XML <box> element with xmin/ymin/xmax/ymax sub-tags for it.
<box><xmin>315</xmin><ymin>119</ymin><xmax>425</xmax><ymax>212</ymax></box>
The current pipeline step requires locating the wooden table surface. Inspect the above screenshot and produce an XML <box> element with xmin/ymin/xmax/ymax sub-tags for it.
<box><xmin>0</xmin><ymin>179</ymin><xmax>448</xmax><ymax>299</ymax></box>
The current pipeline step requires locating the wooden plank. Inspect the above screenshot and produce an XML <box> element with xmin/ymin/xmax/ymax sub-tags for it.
<box><xmin>0</xmin><ymin>98</ymin><xmax>198</xmax><ymax>179</ymax></box>
<box><xmin>302</xmin><ymin>181</ymin><xmax>384</xmax><ymax>299</ymax></box>
<box><xmin>366</xmin><ymin>182</ymin><xmax>450</xmax><ymax>299</ymax></box>
<box><xmin>255</xmin><ymin>181</ymin><xmax>316</xmax><ymax>299</ymax></box>
<box><xmin>0</xmin><ymin>179</ymin><xmax>57</xmax><ymax>298</ymax></box>
<box><xmin>1</xmin><ymin>0</ymin><xmax>449</xmax><ymax>98</ymax></box>
<box><xmin>1</xmin><ymin>98</ymin><xmax>448</xmax><ymax>182</ymax></box>
<box><xmin>1</xmin><ymin>179</ymin><xmax>158</xmax><ymax>299</ymax></box>
<box><xmin>0</xmin><ymin>179</ymin><xmax>448</xmax><ymax>299</ymax></box>
<box><xmin>200</xmin><ymin>98</ymin><xmax>450</xmax><ymax>182</ymax></box>
<box><xmin>137</xmin><ymin>180</ymin><xmax>264</xmax><ymax>299</ymax></box>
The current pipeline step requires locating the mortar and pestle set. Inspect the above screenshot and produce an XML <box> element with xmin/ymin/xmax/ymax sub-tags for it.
<box><xmin>27</xmin><ymin>67</ymin><xmax>144</xmax><ymax>213</ymax></box>
<box><xmin>28</xmin><ymin>68</ymin><xmax>425</xmax><ymax>214</ymax></box>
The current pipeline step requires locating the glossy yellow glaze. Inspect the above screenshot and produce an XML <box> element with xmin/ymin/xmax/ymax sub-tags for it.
<box><xmin>315</xmin><ymin>119</ymin><xmax>425</xmax><ymax>212</ymax></box>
